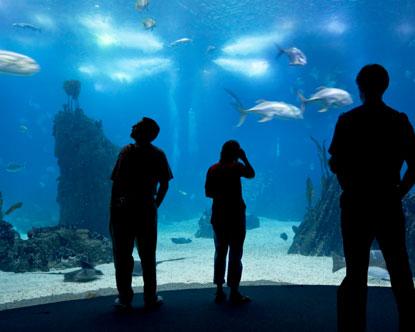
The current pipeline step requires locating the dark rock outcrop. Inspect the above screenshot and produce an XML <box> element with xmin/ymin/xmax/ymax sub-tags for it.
<box><xmin>403</xmin><ymin>195</ymin><xmax>415</xmax><ymax>274</ymax></box>
<box><xmin>0</xmin><ymin>222</ymin><xmax>113</xmax><ymax>272</ymax></box>
<box><xmin>289</xmin><ymin>175</ymin><xmax>415</xmax><ymax>276</ymax></box>
<box><xmin>195</xmin><ymin>209</ymin><xmax>260</xmax><ymax>238</ymax></box>
<box><xmin>288</xmin><ymin>138</ymin><xmax>343</xmax><ymax>256</ymax></box>
<box><xmin>288</xmin><ymin>175</ymin><xmax>342</xmax><ymax>256</ymax></box>
<box><xmin>53</xmin><ymin>107</ymin><xmax>119</xmax><ymax>235</ymax></box>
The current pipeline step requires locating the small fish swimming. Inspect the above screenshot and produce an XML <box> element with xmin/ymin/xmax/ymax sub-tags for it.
<box><xmin>4</xmin><ymin>202</ymin><xmax>23</xmax><ymax>216</ymax></box>
<box><xmin>5</xmin><ymin>162</ymin><xmax>26</xmax><ymax>173</ymax></box>
<box><xmin>169</xmin><ymin>38</ymin><xmax>192</xmax><ymax>47</ymax></box>
<box><xmin>135</xmin><ymin>0</ymin><xmax>149</xmax><ymax>11</ymax></box>
<box><xmin>276</xmin><ymin>45</ymin><xmax>307</xmax><ymax>66</ymax></box>
<box><xmin>143</xmin><ymin>18</ymin><xmax>156</xmax><ymax>30</ymax></box>
<box><xmin>298</xmin><ymin>87</ymin><xmax>353</xmax><ymax>113</ymax></box>
<box><xmin>12</xmin><ymin>22</ymin><xmax>42</xmax><ymax>33</ymax></box>
<box><xmin>19</xmin><ymin>125</ymin><xmax>29</xmax><ymax>134</ymax></box>
<box><xmin>133</xmin><ymin>258</ymin><xmax>186</xmax><ymax>276</ymax></box>
<box><xmin>225</xmin><ymin>89</ymin><xmax>303</xmax><ymax>127</ymax></box>
<box><xmin>0</xmin><ymin>50</ymin><xmax>40</xmax><ymax>76</ymax></box>
<box><xmin>206</xmin><ymin>45</ymin><xmax>216</xmax><ymax>53</ymax></box>
<box><xmin>280</xmin><ymin>232</ymin><xmax>288</xmax><ymax>241</ymax></box>
<box><xmin>171</xmin><ymin>237</ymin><xmax>192</xmax><ymax>244</ymax></box>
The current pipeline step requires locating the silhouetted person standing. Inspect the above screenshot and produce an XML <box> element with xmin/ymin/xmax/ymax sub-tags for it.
<box><xmin>329</xmin><ymin>64</ymin><xmax>415</xmax><ymax>332</ymax></box>
<box><xmin>205</xmin><ymin>140</ymin><xmax>255</xmax><ymax>304</ymax></box>
<box><xmin>110</xmin><ymin>117</ymin><xmax>173</xmax><ymax>310</ymax></box>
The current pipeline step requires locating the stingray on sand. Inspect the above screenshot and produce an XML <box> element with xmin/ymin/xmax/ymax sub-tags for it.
<box><xmin>42</xmin><ymin>261</ymin><xmax>104</xmax><ymax>282</ymax></box>
<box><xmin>133</xmin><ymin>257</ymin><xmax>186</xmax><ymax>276</ymax></box>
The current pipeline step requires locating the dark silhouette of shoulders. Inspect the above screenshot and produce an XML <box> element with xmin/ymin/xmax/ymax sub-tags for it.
<box><xmin>329</xmin><ymin>101</ymin><xmax>415</xmax><ymax>194</ymax></box>
<box><xmin>338</xmin><ymin>102</ymin><xmax>408</xmax><ymax>123</ymax></box>
<box><xmin>111</xmin><ymin>143</ymin><xmax>172</xmax><ymax>192</ymax></box>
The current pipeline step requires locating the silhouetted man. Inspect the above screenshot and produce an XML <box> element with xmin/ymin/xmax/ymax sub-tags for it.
<box><xmin>329</xmin><ymin>64</ymin><xmax>415</xmax><ymax>332</ymax></box>
<box><xmin>205</xmin><ymin>140</ymin><xmax>255</xmax><ymax>304</ymax></box>
<box><xmin>110</xmin><ymin>117</ymin><xmax>173</xmax><ymax>310</ymax></box>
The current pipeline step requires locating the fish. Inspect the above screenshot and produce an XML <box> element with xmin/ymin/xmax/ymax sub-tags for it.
<box><xmin>5</xmin><ymin>162</ymin><xmax>26</xmax><ymax>173</ymax></box>
<box><xmin>276</xmin><ymin>45</ymin><xmax>307</xmax><ymax>66</ymax></box>
<box><xmin>0</xmin><ymin>50</ymin><xmax>40</xmax><ymax>76</ymax></box>
<box><xmin>332</xmin><ymin>251</ymin><xmax>390</xmax><ymax>280</ymax></box>
<box><xmin>143</xmin><ymin>18</ymin><xmax>156</xmax><ymax>30</ymax></box>
<box><xmin>44</xmin><ymin>261</ymin><xmax>104</xmax><ymax>282</ymax></box>
<box><xmin>171</xmin><ymin>237</ymin><xmax>192</xmax><ymax>244</ymax></box>
<box><xmin>4</xmin><ymin>202</ymin><xmax>23</xmax><ymax>216</ymax></box>
<box><xmin>280</xmin><ymin>233</ymin><xmax>288</xmax><ymax>241</ymax></box>
<box><xmin>225</xmin><ymin>89</ymin><xmax>303</xmax><ymax>127</ymax></box>
<box><xmin>133</xmin><ymin>257</ymin><xmax>186</xmax><ymax>276</ymax></box>
<box><xmin>135</xmin><ymin>0</ymin><xmax>149</xmax><ymax>11</ymax></box>
<box><xmin>169</xmin><ymin>38</ymin><xmax>192</xmax><ymax>47</ymax></box>
<box><xmin>206</xmin><ymin>45</ymin><xmax>216</xmax><ymax>53</ymax></box>
<box><xmin>12</xmin><ymin>22</ymin><xmax>42</xmax><ymax>32</ymax></box>
<box><xmin>19</xmin><ymin>125</ymin><xmax>29</xmax><ymax>134</ymax></box>
<box><xmin>298</xmin><ymin>87</ymin><xmax>353</xmax><ymax>113</ymax></box>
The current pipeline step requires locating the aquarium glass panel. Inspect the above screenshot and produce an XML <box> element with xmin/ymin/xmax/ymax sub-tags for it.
<box><xmin>1</xmin><ymin>0</ymin><xmax>414</xmax><ymax>307</ymax></box>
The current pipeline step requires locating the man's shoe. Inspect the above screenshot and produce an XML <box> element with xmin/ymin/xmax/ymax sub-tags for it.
<box><xmin>144</xmin><ymin>295</ymin><xmax>164</xmax><ymax>309</ymax></box>
<box><xmin>214</xmin><ymin>289</ymin><xmax>227</xmax><ymax>304</ymax></box>
<box><xmin>229</xmin><ymin>292</ymin><xmax>251</xmax><ymax>304</ymax></box>
<box><xmin>114</xmin><ymin>297</ymin><xmax>132</xmax><ymax>311</ymax></box>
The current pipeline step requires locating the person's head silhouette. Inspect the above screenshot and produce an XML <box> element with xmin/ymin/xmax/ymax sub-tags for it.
<box><xmin>356</xmin><ymin>64</ymin><xmax>389</xmax><ymax>103</ymax></box>
<box><xmin>130</xmin><ymin>117</ymin><xmax>160</xmax><ymax>144</ymax></box>
<box><xmin>220</xmin><ymin>140</ymin><xmax>240</xmax><ymax>163</ymax></box>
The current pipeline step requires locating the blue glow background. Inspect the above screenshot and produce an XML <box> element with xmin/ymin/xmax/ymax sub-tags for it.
<box><xmin>1</xmin><ymin>0</ymin><xmax>415</xmax><ymax>232</ymax></box>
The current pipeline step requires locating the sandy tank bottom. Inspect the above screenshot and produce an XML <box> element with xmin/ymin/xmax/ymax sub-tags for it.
<box><xmin>0</xmin><ymin>218</ymin><xmax>395</xmax><ymax>310</ymax></box>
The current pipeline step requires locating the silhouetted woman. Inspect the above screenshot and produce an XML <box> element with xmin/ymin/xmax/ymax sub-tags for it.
<box><xmin>205</xmin><ymin>140</ymin><xmax>255</xmax><ymax>303</ymax></box>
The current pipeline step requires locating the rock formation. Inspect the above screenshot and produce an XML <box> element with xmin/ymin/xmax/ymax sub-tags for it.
<box><xmin>0</xmin><ymin>222</ymin><xmax>113</xmax><ymax>272</ymax></box>
<box><xmin>288</xmin><ymin>175</ymin><xmax>342</xmax><ymax>256</ymax></box>
<box><xmin>403</xmin><ymin>195</ymin><xmax>415</xmax><ymax>274</ymax></box>
<box><xmin>288</xmin><ymin>138</ymin><xmax>415</xmax><ymax>276</ymax></box>
<box><xmin>53</xmin><ymin>86</ymin><xmax>119</xmax><ymax>235</ymax></box>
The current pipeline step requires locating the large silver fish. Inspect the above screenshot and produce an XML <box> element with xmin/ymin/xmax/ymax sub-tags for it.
<box><xmin>226</xmin><ymin>89</ymin><xmax>303</xmax><ymax>127</ymax></box>
<box><xmin>277</xmin><ymin>45</ymin><xmax>307</xmax><ymax>66</ymax></box>
<box><xmin>298</xmin><ymin>87</ymin><xmax>353</xmax><ymax>113</ymax></box>
<box><xmin>169</xmin><ymin>38</ymin><xmax>192</xmax><ymax>47</ymax></box>
<box><xmin>0</xmin><ymin>50</ymin><xmax>40</xmax><ymax>76</ymax></box>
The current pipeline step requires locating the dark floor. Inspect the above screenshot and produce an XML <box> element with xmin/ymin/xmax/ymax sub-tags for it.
<box><xmin>0</xmin><ymin>285</ymin><xmax>399</xmax><ymax>332</ymax></box>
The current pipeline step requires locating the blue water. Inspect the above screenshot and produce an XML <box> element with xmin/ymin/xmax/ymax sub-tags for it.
<box><xmin>1</xmin><ymin>0</ymin><xmax>415</xmax><ymax>233</ymax></box>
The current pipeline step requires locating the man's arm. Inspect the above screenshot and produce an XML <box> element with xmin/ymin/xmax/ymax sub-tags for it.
<box><xmin>155</xmin><ymin>151</ymin><xmax>173</xmax><ymax>207</ymax></box>
<box><xmin>110</xmin><ymin>146</ymin><xmax>131</xmax><ymax>207</ymax></box>
<box><xmin>399</xmin><ymin>114</ymin><xmax>415</xmax><ymax>198</ymax></box>
<box><xmin>239</xmin><ymin>149</ymin><xmax>255</xmax><ymax>179</ymax></box>
<box><xmin>155</xmin><ymin>181</ymin><xmax>169</xmax><ymax>207</ymax></box>
<box><xmin>205</xmin><ymin>169</ymin><xmax>215</xmax><ymax>198</ymax></box>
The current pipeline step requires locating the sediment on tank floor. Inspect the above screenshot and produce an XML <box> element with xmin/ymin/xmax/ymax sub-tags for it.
<box><xmin>0</xmin><ymin>218</ymin><xmax>397</xmax><ymax>310</ymax></box>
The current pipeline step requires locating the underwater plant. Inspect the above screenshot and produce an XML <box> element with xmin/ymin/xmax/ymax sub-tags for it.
<box><xmin>305</xmin><ymin>176</ymin><xmax>314</xmax><ymax>209</ymax></box>
<box><xmin>0</xmin><ymin>191</ymin><xmax>23</xmax><ymax>222</ymax></box>
<box><xmin>310</xmin><ymin>136</ymin><xmax>331</xmax><ymax>195</ymax></box>
<box><xmin>288</xmin><ymin>137</ymin><xmax>342</xmax><ymax>256</ymax></box>
<box><xmin>63</xmin><ymin>80</ymin><xmax>81</xmax><ymax>111</ymax></box>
